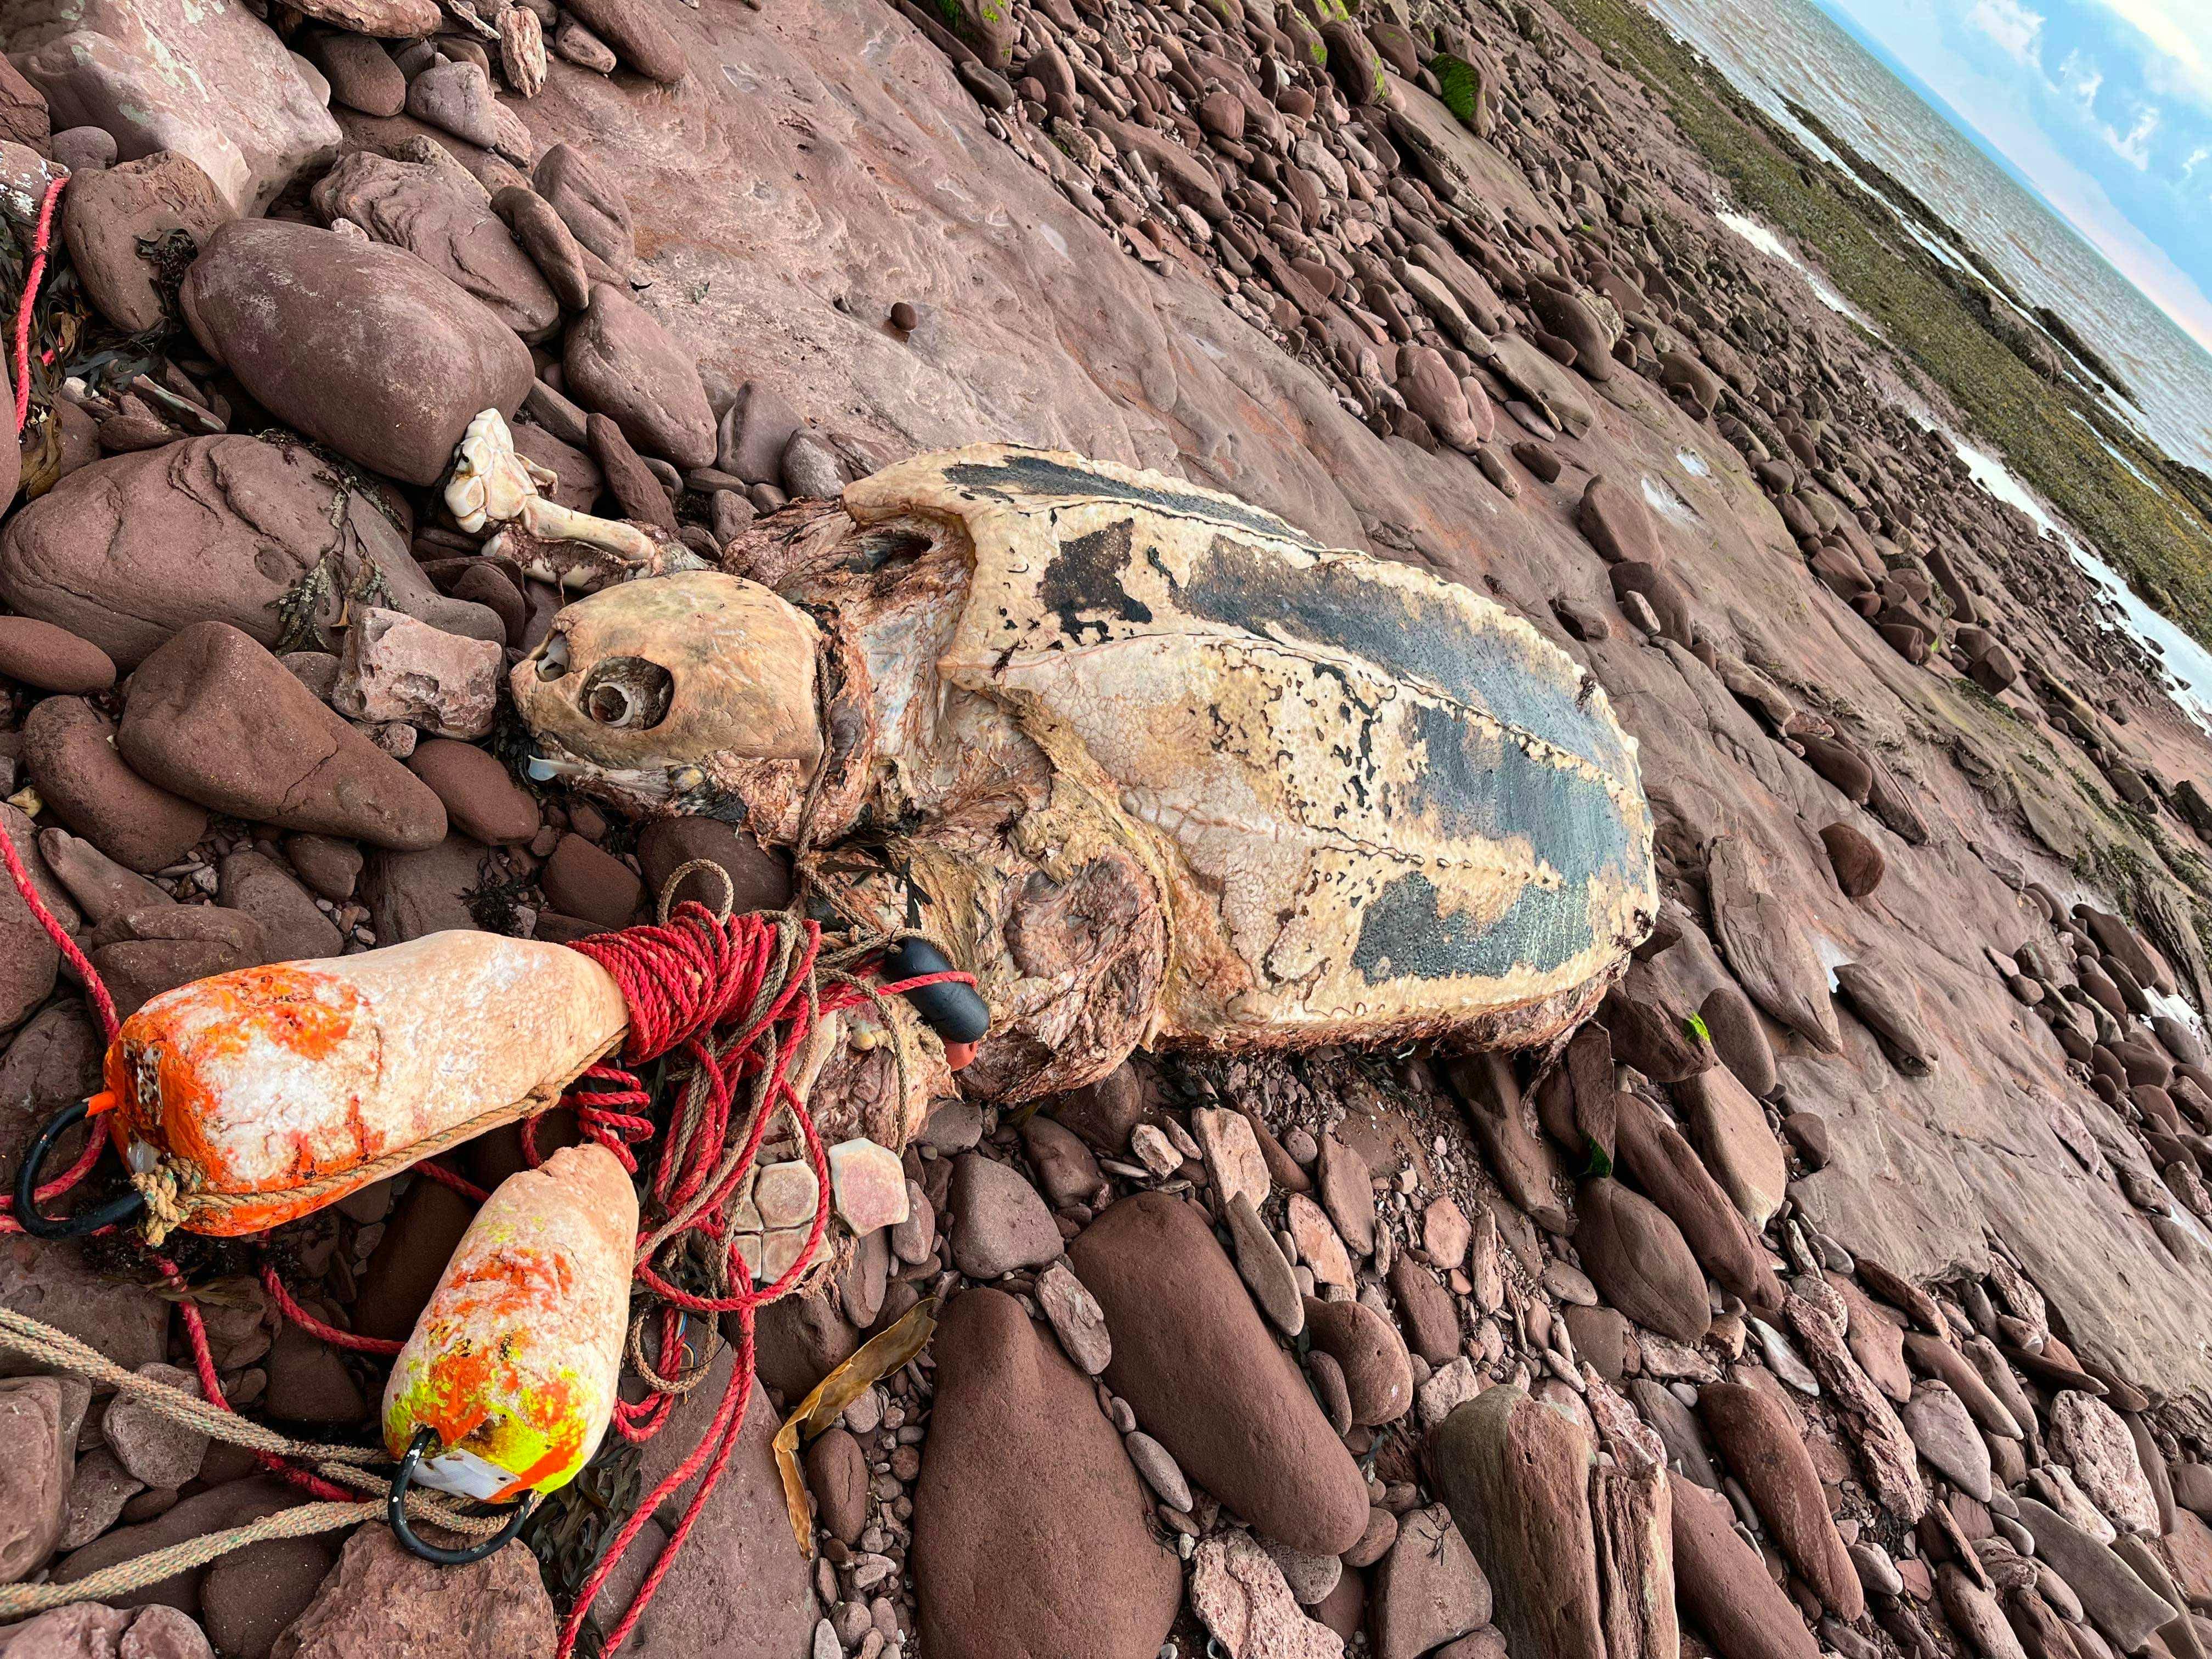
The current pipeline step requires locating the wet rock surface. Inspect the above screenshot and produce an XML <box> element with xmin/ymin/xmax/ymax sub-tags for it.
<box><xmin>1070</xmin><ymin>1190</ymin><xmax>1369</xmax><ymax>1556</ymax></box>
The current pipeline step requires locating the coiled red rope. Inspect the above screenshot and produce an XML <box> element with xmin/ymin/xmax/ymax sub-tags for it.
<box><xmin>554</xmin><ymin>902</ymin><xmax>966</xmax><ymax>1659</ymax></box>
<box><xmin>2</xmin><ymin>822</ymin><xmax>962</xmax><ymax>1649</ymax></box>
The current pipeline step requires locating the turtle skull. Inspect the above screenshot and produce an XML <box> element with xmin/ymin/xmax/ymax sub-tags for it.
<box><xmin>511</xmin><ymin>570</ymin><xmax>829</xmax><ymax>822</ymax></box>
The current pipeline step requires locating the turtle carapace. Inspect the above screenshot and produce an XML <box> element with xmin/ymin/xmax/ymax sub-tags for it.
<box><xmin>514</xmin><ymin>445</ymin><xmax>1657</xmax><ymax>1103</ymax></box>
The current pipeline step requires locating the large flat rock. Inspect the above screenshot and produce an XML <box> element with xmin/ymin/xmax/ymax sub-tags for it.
<box><xmin>5</xmin><ymin>0</ymin><xmax>338</xmax><ymax>212</ymax></box>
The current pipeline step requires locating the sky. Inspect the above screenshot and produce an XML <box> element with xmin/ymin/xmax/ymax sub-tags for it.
<box><xmin>1810</xmin><ymin>0</ymin><xmax>2212</xmax><ymax>354</ymax></box>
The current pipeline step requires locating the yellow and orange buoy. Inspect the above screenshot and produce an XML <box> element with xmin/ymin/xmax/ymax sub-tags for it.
<box><xmin>383</xmin><ymin>1142</ymin><xmax>638</xmax><ymax>1506</ymax></box>
<box><xmin>93</xmin><ymin>932</ymin><xmax>627</xmax><ymax>1237</ymax></box>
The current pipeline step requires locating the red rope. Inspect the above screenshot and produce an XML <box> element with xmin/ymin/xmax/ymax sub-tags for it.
<box><xmin>0</xmin><ymin>816</ymin><xmax>115</xmax><ymax>1046</ymax></box>
<box><xmin>160</xmin><ymin>1254</ymin><xmax>353</xmax><ymax>1503</ymax></box>
<box><xmin>0</xmin><ymin>187</ymin><xmax>89</xmax><ymax>1049</ymax></box>
<box><xmin>551</xmin><ymin>905</ymin><xmax>937</xmax><ymax>1659</ymax></box>
<box><xmin>0</xmin><ymin>815</ymin><xmax>117</xmax><ymax>1240</ymax></box>
<box><xmin>570</xmin><ymin>1307</ymin><xmax>757</xmax><ymax>1659</ymax></box>
<box><xmin>0</xmin><ymin>163</ymin><xmax>417</xmax><ymax>1480</ymax></box>
<box><xmin>12</xmin><ymin>175</ymin><xmax>61</xmax><ymax>438</ymax></box>
<box><xmin>0</xmin><ymin>175</ymin><xmax>117</xmax><ymax>1241</ymax></box>
<box><xmin>262</xmin><ymin>1262</ymin><xmax>404</xmax><ymax>1357</ymax></box>
<box><xmin>0</xmin><ymin>183</ymin><xmax>341</xmax><ymax>1508</ymax></box>
<box><xmin>410</xmin><ymin>1158</ymin><xmax>489</xmax><ymax>1204</ymax></box>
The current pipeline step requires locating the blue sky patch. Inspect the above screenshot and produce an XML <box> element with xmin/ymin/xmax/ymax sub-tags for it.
<box><xmin>1814</xmin><ymin>0</ymin><xmax>2212</xmax><ymax>352</ymax></box>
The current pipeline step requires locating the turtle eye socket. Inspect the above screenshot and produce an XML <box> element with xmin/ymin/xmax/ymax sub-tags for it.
<box><xmin>580</xmin><ymin>657</ymin><xmax>675</xmax><ymax>730</ymax></box>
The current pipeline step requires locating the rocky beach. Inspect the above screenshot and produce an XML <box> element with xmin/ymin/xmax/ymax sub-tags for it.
<box><xmin>0</xmin><ymin>0</ymin><xmax>2209</xmax><ymax>1656</ymax></box>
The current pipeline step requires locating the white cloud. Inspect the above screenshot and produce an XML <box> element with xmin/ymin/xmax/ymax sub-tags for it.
<box><xmin>2054</xmin><ymin>48</ymin><xmax>2161</xmax><ymax>166</ymax></box>
<box><xmin>1831</xmin><ymin>0</ymin><xmax>2212</xmax><ymax>357</ymax></box>
<box><xmin>2109</xmin><ymin>102</ymin><xmax>2162</xmax><ymax>166</ymax></box>
<box><xmin>2185</xmin><ymin>143</ymin><xmax>2211</xmax><ymax>177</ymax></box>
<box><xmin>1968</xmin><ymin>0</ymin><xmax>2047</xmax><ymax>66</ymax></box>
<box><xmin>2083</xmin><ymin>0</ymin><xmax>2212</xmax><ymax>110</ymax></box>
<box><xmin>2057</xmin><ymin>48</ymin><xmax>2105</xmax><ymax>108</ymax></box>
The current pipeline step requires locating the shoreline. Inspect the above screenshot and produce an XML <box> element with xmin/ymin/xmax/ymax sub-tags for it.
<box><xmin>1558</xmin><ymin>0</ymin><xmax>2212</xmax><ymax>645</ymax></box>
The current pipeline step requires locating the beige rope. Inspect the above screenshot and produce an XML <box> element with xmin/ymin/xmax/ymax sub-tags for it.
<box><xmin>25</xmin><ymin>868</ymin><xmax>962</xmax><ymax>1617</ymax></box>
<box><xmin>0</xmin><ymin>1502</ymin><xmax>382</xmax><ymax>1616</ymax></box>
<box><xmin>0</xmin><ymin>1310</ymin><xmax>368</xmax><ymax>1459</ymax></box>
<box><xmin>0</xmin><ymin>1307</ymin><xmax>519</xmax><ymax>1615</ymax></box>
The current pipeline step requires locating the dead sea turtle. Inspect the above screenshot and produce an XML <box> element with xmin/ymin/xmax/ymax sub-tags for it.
<box><xmin>510</xmin><ymin>443</ymin><xmax>1656</xmax><ymax>1102</ymax></box>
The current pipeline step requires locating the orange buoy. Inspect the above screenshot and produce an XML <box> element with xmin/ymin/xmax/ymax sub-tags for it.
<box><xmin>383</xmin><ymin>1143</ymin><xmax>637</xmax><ymax>1510</ymax></box>
<box><xmin>14</xmin><ymin>911</ymin><xmax>974</xmax><ymax>1246</ymax></box>
<box><xmin>97</xmin><ymin>932</ymin><xmax>627</xmax><ymax>1238</ymax></box>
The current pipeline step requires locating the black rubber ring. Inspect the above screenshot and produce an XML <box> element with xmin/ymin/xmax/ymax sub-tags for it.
<box><xmin>387</xmin><ymin>1427</ymin><xmax>535</xmax><ymax>1566</ymax></box>
<box><xmin>13</xmin><ymin>1099</ymin><xmax>144</xmax><ymax>1240</ymax></box>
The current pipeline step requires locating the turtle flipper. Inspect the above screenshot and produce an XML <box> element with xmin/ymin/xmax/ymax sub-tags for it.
<box><xmin>810</xmin><ymin>821</ymin><xmax>1169</xmax><ymax>1105</ymax></box>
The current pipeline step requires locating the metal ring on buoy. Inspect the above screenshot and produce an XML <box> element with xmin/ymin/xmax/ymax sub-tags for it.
<box><xmin>386</xmin><ymin>1426</ymin><xmax>535</xmax><ymax>1565</ymax></box>
<box><xmin>13</xmin><ymin>1098</ymin><xmax>146</xmax><ymax>1239</ymax></box>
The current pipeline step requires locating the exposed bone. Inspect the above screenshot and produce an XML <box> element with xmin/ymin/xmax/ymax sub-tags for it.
<box><xmin>512</xmin><ymin>571</ymin><xmax>828</xmax><ymax>804</ymax></box>
<box><xmin>445</xmin><ymin>408</ymin><xmax>680</xmax><ymax>586</ymax></box>
<box><xmin>486</xmin><ymin>522</ymin><xmax>708</xmax><ymax>592</ymax></box>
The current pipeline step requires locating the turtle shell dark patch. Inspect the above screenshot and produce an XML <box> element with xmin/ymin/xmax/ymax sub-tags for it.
<box><xmin>1039</xmin><ymin>520</ymin><xmax>1151</xmax><ymax>644</ymax></box>
<box><xmin>1351</xmin><ymin>868</ymin><xmax>1603</xmax><ymax>985</ymax></box>
<box><xmin>1175</xmin><ymin>532</ymin><xmax>1633</xmax><ymax>782</ymax></box>
<box><xmin>941</xmin><ymin>451</ymin><xmax>1325</xmax><ymax>547</ymax></box>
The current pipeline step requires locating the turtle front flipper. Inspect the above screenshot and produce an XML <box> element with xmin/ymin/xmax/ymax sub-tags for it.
<box><xmin>810</xmin><ymin>806</ymin><xmax>1170</xmax><ymax>1106</ymax></box>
